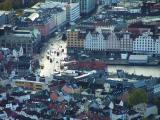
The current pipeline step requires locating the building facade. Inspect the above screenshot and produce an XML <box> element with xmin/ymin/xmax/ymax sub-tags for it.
<box><xmin>133</xmin><ymin>31</ymin><xmax>156</xmax><ymax>54</ymax></box>
<box><xmin>67</xmin><ymin>29</ymin><xmax>86</xmax><ymax>49</ymax></box>
<box><xmin>0</xmin><ymin>11</ymin><xmax>6</xmax><ymax>25</ymax></box>
<box><xmin>65</xmin><ymin>3</ymin><xmax>80</xmax><ymax>23</ymax></box>
<box><xmin>84</xmin><ymin>28</ymin><xmax>133</xmax><ymax>52</ymax></box>
<box><xmin>0</xmin><ymin>26</ymin><xmax>41</xmax><ymax>55</ymax></box>
<box><xmin>80</xmin><ymin>0</ymin><xmax>96</xmax><ymax>14</ymax></box>
<box><xmin>33</xmin><ymin>5</ymin><xmax>66</xmax><ymax>38</ymax></box>
<box><xmin>84</xmin><ymin>30</ymin><xmax>107</xmax><ymax>51</ymax></box>
<box><xmin>69</xmin><ymin>27</ymin><xmax>160</xmax><ymax>54</ymax></box>
<box><xmin>106</xmin><ymin>31</ymin><xmax>121</xmax><ymax>51</ymax></box>
<box><xmin>48</xmin><ymin>0</ymin><xmax>96</xmax><ymax>15</ymax></box>
<box><xmin>155</xmin><ymin>37</ymin><xmax>160</xmax><ymax>55</ymax></box>
<box><xmin>13</xmin><ymin>79</ymin><xmax>47</xmax><ymax>91</ymax></box>
<box><xmin>0</xmin><ymin>11</ymin><xmax>14</xmax><ymax>25</ymax></box>
<box><xmin>18</xmin><ymin>1</ymin><xmax>67</xmax><ymax>38</ymax></box>
<box><xmin>120</xmin><ymin>32</ymin><xmax>133</xmax><ymax>52</ymax></box>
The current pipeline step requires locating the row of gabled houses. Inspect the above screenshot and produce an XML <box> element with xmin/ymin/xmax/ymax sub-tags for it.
<box><xmin>67</xmin><ymin>27</ymin><xmax>160</xmax><ymax>55</ymax></box>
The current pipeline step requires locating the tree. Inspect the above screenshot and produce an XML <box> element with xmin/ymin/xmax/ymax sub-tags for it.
<box><xmin>5</xmin><ymin>0</ymin><xmax>12</xmax><ymax>10</ymax></box>
<box><xmin>153</xmin><ymin>97</ymin><xmax>160</xmax><ymax>113</ymax></box>
<box><xmin>128</xmin><ymin>89</ymin><xmax>148</xmax><ymax>106</ymax></box>
<box><xmin>0</xmin><ymin>0</ymin><xmax>12</xmax><ymax>10</ymax></box>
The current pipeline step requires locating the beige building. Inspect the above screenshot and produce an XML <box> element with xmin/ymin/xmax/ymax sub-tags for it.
<box><xmin>13</xmin><ymin>79</ymin><xmax>48</xmax><ymax>91</ymax></box>
<box><xmin>67</xmin><ymin>29</ymin><xmax>86</xmax><ymax>49</ymax></box>
<box><xmin>120</xmin><ymin>32</ymin><xmax>133</xmax><ymax>52</ymax></box>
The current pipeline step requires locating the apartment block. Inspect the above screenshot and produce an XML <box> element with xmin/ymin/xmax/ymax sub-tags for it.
<box><xmin>133</xmin><ymin>31</ymin><xmax>156</xmax><ymax>54</ymax></box>
<box><xmin>120</xmin><ymin>32</ymin><xmax>133</xmax><ymax>52</ymax></box>
<box><xmin>67</xmin><ymin>29</ymin><xmax>86</xmax><ymax>49</ymax></box>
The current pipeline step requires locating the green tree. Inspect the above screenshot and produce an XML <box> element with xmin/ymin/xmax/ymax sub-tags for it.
<box><xmin>153</xmin><ymin>97</ymin><xmax>160</xmax><ymax>113</ymax></box>
<box><xmin>143</xmin><ymin>118</ymin><xmax>148</xmax><ymax>120</ymax></box>
<box><xmin>5</xmin><ymin>0</ymin><xmax>12</xmax><ymax>10</ymax></box>
<box><xmin>0</xmin><ymin>0</ymin><xmax>12</xmax><ymax>10</ymax></box>
<box><xmin>128</xmin><ymin>89</ymin><xmax>148</xmax><ymax>106</ymax></box>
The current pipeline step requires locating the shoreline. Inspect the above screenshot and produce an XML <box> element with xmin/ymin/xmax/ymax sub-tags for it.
<box><xmin>104</xmin><ymin>59</ymin><xmax>160</xmax><ymax>66</ymax></box>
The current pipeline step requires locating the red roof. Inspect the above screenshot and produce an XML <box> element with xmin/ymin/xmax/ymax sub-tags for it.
<box><xmin>68</xmin><ymin>60</ymin><xmax>107</xmax><ymax>70</ymax></box>
<box><xmin>50</xmin><ymin>92</ymin><xmax>58</xmax><ymax>101</ymax></box>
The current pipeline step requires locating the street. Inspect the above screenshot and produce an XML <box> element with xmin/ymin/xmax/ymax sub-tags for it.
<box><xmin>39</xmin><ymin>35</ymin><xmax>67</xmax><ymax>77</ymax></box>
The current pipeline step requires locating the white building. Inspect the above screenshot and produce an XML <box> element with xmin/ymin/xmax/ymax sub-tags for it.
<box><xmin>84</xmin><ymin>30</ymin><xmax>107</xmax><ymax>51</ymax></box>
<box><xmin>133</xmin><ymin>31</ymin><xmax>156</xmax><ymax>54</ymax></box>
<box><xmin>84</xmin><ymin>28</ymin><xmax>134</xmax><ymax>52</ymax></box>
<box><xmin>65</xmin><ymin>3</ymin><xmax>80</xmax><ymax>23</ymax></box>
<box><xmin>155</xmin><ymin>37</ymin><xmax>160</xmax><ymax>54</ymax></box>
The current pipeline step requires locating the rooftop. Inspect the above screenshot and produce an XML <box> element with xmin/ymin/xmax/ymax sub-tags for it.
<box><xmin>129</xmin><ymin>55</ymin><xmax>148</xmax><ymax>61</ymax></box>
<box><xmin>0</xmin><ymin>10</ymin><xmax>10</xmax><ymax>16</ymax></box>
<box><xmin>14</xmin><ymin>78</ymin><xmax>44</xmax><ymax>84</ymax></box>
<box><xmin>22</xmin><ymin>2</ymin><xmax>66</xmax><ymax>25</ymax></box>
<box><xmin>142</xmin><ymin>16</ymin><xmax>160</xmax><ymax>23</ymax></box>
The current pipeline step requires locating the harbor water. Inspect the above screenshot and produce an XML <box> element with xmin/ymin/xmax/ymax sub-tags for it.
<box><xmin>108</xmin><ymin>65</ymin><xmax>160</xmax><ymax>77</ymax></box>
